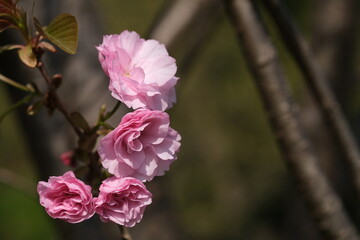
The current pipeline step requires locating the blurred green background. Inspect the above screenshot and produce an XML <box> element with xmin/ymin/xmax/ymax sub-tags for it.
<box><xmin>1</xmin><ymin>0</ymin><xmax>359</xmax><ymax>239</ymax></box>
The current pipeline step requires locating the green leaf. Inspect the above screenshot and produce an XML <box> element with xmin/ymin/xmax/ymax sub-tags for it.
<box><xmin>34</xmin><ymin>14</ymin><xmax>78</xmax><ymax>54</ymax></box>
<box><xmin>17</xmin><ymin>44</ymin><xmax>37</xmax><ymax>68</ymax></box>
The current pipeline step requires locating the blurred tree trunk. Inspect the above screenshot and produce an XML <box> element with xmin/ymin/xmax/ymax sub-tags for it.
<box><xmin>311</xmin><ymin>0</ymin><xmax>358</xmax><ymax>107</ymax></box>
<box><xmin>258</xmin><ymin>0</ymin><xmax>360</xmax><ymax>239</ymax></box>
<box><xmin>309</xmin><ymin>0</ymin><xmax>360</xmax><ymax>226</ymax></box>
<box><xmin>226</xmin><ymin>0</ymin><xmax>360</xmax><ymax>239</ymax></box>
<box><xmin>279</xmin><ymin>0</ymin><xmax>360</xmax><ymax>239</ymax></box>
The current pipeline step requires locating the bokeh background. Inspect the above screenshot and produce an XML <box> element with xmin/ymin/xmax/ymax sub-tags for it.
<box><xmin>1</xmin><ymin>0</ymin><xmax>359</xmax><ymax>239</ymax></box>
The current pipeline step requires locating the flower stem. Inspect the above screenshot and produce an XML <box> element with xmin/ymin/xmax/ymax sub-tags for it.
<box><xmin>118</xmin><ymin>225</ymin><xmax>132</xmax><ymax>240</ymax></box>
<box><xmin>94</xmin><ymin>102</ymin><xmax>120</xmax><ymax>132</ymax></box>
<box><xmin>103</xmin><ymin>101</ymin><xmax>121</xmax><ymax>121</ymax></box>
<box><xmin>0</xmin><ymin>74</ymin><xmax>32</xmax><ymax>92</ymax></box>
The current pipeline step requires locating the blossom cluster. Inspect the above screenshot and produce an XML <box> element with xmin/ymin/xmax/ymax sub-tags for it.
<box><xmin>37</xmin><ymin>30</ymin><xmax>181</xmax><ymax>227</ymax></box>
<box><xmin>38</xmin><ymin>171</ymin><xmax>151</xmax><ymax>227</ymax></box>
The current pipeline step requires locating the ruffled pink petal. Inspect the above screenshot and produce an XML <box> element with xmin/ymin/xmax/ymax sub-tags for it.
<box><xmin>94</xmin><ymin>177</ymin><xmax>152</xmax><ymax>227</ymax></box>
<box><xmin>37</xmin><ymin>171</ymin><xmax>95</xmax><ymax>223</ymax></box>
<box><xmin>98</xmin><ymin>109</ymin><xmax>181</xmax><ymax>182</ymax></box>
<box><xmin>97</xmin><ymin>30</ymin><xmax>179</xmax><ymax>111</ymax></box>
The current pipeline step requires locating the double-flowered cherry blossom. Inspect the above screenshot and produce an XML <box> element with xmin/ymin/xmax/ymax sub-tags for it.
<box><xmin>98</xmin><ymin>109</ymin><xmax>181</xmax><ymax>182</ymax></box>
<box><xmin>94</xmin><ymin>177</ymin><xmax>152</xmax><ymax>227</ymax></box>
<box><xmin>97</xmin><ymin>30</ymin><xmax>178</xmax><ymax>111</ymax></box>
<box><xmin>37</xmin><ymin>171</ymin><xmax>95</xmax><ymax>223</ymax></box>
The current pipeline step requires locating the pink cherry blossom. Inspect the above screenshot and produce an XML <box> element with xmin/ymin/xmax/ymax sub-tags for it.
<box><xmin>97</xmin><ymin>30</ymin><xmax>178</xmax><ymax>111</ymax></box>
<box><xmin>94</xmin><ymin>177</ymin><xmax>152</xmax><ymax>227</ymax></box>
<box><xmin>37</xmin><ymin>171</ymin><xmax>95</xmax><ymax>223</ymax></box>
<box><xmin>98</xmin><ymin>109</ymin><xmax>181</xmax><ymax>182</ymax></box>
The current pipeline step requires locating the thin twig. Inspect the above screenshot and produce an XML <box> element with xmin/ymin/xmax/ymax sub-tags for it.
<box><xmin>224</xmin><ymin>0</ymin><xmax>360</xmax><ymax>239</ymax></box>
<box><xmin>37</xmin><ymin>60</ymin><xmax>82</xmax><ymax>137</ymax></box>
<box><xmin>261</xmin><ymin>0</ymin><xmax>360</xmax><ymax>202</ymax></box>
<box><xmin>148</xmin><ymin>0</ymin><xmax>223</xmax><ymax>74</ymax></box>
<box><xmin>148</xmin><ymin>0</ymin><xmax>221</xmax><ymax>48</ymax></box>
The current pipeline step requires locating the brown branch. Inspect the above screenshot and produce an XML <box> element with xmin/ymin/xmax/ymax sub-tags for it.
<box><xmin>37</xmin><ymin>60</ymin><xmax>82</xmax><ymax>137</ymax></box>
<box><xmin>261</xmin><ymin>0</ymin><xmax>360</xmax><ymax>200</ymax></box>
<box><xmin>224</xmin><ymin>0</ymin><xmax>359</xmax><ymax>239</ymax></box>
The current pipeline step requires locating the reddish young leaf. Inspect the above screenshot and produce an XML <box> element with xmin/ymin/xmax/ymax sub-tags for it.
<box><xmin>0</xmin><ymin>0</ymin><xmax>27</xmax><ymax>34</ymax></box>
<box><xmin>0</xmin><ymin>18</ymin><xmax>11</xmax><ymax>32</ymax></box>
<box><xmin>38</xmin><ymin>41</ymin><xmax>56</xmax><ymax>53</ymax></box>
<box><xmin>0</xmin><ymin>0</ymin><xmax>14</xmax><ymax>15</ymax></box>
